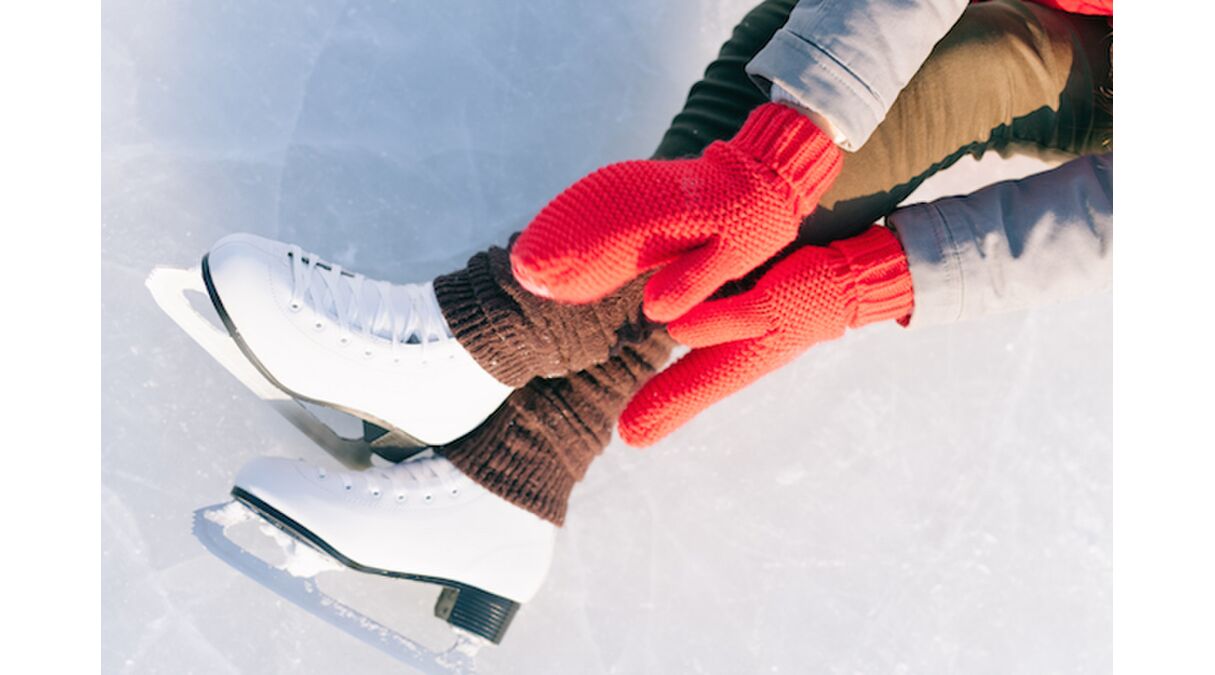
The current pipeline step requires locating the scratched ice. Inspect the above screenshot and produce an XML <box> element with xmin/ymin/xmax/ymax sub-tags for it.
<box><xmin>102</xmin><ymin>1</ymin><xmax>1111</xmax><ymax>672</ymax></box>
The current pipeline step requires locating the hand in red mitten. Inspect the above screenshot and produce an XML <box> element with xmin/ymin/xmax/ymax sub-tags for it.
<box><xmin>618</xmin><ymin>226</ymin><xmax>914</xmax><ymax>446</ymax></box>
<box><xmin>509</xmin><ymin>103</ymin><xmax>843</xmax><ymax>323</ymax></box>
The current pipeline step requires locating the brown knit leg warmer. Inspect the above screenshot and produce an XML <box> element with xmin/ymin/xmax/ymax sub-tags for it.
<box><xmin>440</xmin><ymin>331</ymin><xmax>675</xmax><ymax>525</ymax></box>
<box><xmin>431</xmin><ymin>0</ymin><xmax>798</xmax><ymax>524</ymax></box>
<box><xmin>434</xmin><ymin>244</ymin><xmax>650</xmax><ymax>387</ymax></box>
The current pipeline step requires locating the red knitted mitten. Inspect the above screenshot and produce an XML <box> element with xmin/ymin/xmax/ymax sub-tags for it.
<box><xmin>619</xmin><ymin>226</ymin><xmax>914</xmax><ymax>446</ymax></box>
<box><xmin>510</xmin><ymin>103</ymin><xmax>843</xmax><ymax>323</ymax></box>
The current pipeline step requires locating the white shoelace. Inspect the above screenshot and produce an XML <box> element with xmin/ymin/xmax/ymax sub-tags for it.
<box><xmin>286</xmin><ymin>245</ymin><xmax>450</xmax><ymax>361</ymax></box>
<box><xmin>318</xmin><ymin>457</ymin><xmax>464</xmax><ymax>503</ymax></box>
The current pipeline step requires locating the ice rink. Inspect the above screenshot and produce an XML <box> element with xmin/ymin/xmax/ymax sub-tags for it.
<box><xmin>101</xmin><ymin>1</ymin><xmax>1111</xmax><ymax>672</ymax></box>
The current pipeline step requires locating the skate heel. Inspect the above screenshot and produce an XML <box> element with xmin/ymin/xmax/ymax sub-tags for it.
<box><xmin>434</xmin><ymin>585</ymin><xmax>520</xmax><ymax>644</ymax></box>
<box><xmin>361</xmin><ymin>420</ymin><xmax>427</xmax><ymax>463</ymax></box>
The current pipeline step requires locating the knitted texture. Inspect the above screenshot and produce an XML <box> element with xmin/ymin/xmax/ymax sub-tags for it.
<box><xmin>619</xmin><ymin>226</ymin><xmax>914</xmax><ymax>446</ymax></box>
<box><xmin>440</xmin><ymin>332</ymin><xmax>676</xmax><ymax>525</ymax></box>
<box><xmin>510</xmin><ymin>103</ymin><xmax>843</xmax><ymax>323</ymax></box>
<box><xmin>434</xmin><ymin>244</ymin><xmax>650</xmax><ymax>387</ymax></box>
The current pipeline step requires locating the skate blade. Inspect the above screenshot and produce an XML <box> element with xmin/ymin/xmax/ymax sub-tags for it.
<box><xmin>147</xmin><ymin>265</ymin><xmax>422</xmax><ymax>469</ymax></box>
<box><xmin>194</xmin><ymin>500</ymin><xmax>489</xmax><ymax>673</ymax></box>
<box><xmin>230</xmin><ymin>487</ymin><xmax>522</xmax><ymax>645</ymax></box>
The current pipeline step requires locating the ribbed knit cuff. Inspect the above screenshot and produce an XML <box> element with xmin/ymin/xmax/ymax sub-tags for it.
<box><xmin>831</xmin><ymin>226</ymin><xmax>914</xmax><ymax>327</ymax></box>
<box><xmin>439</xmin><ymin>404</ymin><xmax>582</xmax><ymax>526</ymax></box>
<box><xmin>439</xmin><ymin>331</ymin><xmax>677</xmax><ymax>526</ymax></box>
<box><xmin>728</xmin><ymin>102</ymin><xmax>844</xmax><ymax>212</ymax></box>
<box><xmin>433</xmin><ymin>252</ymin><xmax>538</xmax><ymax>388</ymax></box>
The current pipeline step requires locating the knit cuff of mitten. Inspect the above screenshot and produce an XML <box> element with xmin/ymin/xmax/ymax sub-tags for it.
<box><xmin>831</xmin><ymin>226</ymin><xmax>914</xmax><ymax>327</ymax></box>
<box><xmin>728</xmin><ymin>102</ymin><xmax>844</xmax><ymax>212</ymax></box>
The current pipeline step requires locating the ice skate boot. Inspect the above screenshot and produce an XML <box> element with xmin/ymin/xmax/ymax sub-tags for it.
<box><xmin>202</xmin><ymin>233</ymin><xmax>512</xmax><ymax>450</ymax></box>
<box><xmin>231</xmin><ymin>455</ymin><xmax>555</xmax><ymax>643</ymax></box>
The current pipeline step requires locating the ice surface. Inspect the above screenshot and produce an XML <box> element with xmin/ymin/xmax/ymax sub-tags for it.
<box><xmin>102</xmin><ymin>1</ymin><xmax>1111</xmax><ymax>673</ymax></box>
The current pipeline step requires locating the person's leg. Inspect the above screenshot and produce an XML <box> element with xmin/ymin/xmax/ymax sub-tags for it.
<box><xmin>442</xmin><ymin>333</ymin><xmax>676</xmax><ymax>524</ymax></box>
<box><xmin>800</xmin><ymin>0</ymin><xmax>1113</xmax><ymax>245</ymax></box>
<box><xmin>442</xmin><ymin>0</ymin><xmax>1113</xmax><ymax>524</ymax></box>
<box><xmin>437</xmin><ymin>0</ymin><xmax>1112</xmax><ymax>387</ymax></box>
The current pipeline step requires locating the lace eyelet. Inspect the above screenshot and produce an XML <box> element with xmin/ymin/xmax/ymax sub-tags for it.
<box><xmin>338</xmin><ymin>336</ymin><xmax>349</xmax><ymax>346</ymax></box>
<box><xmin>370</xmin><ymin>489</ymin><xmax>381</xmax><ymax>497</ymax></box>
<box><xmin>288</xmin><ymin>302</ymin><xmax>302</xmax><ymax>312</ymax></box>
<box><xmin>344</xmin><ymin>484</ymin><xmax>352</xmax><ymax>491</ymax></box>
<box><xmin>314</xmin><ymin>322</ymin><xmax>324</xmax><ymax>331</ymax></box>
<box><xmin>396</xmin><ymin>494</ymin><xmax>406</xmax><ymax>502</ymax></box>
<box><xmin>363</xmin><ymin>350</ymin><xmax>374</xmax><ymax>359</ymax></box>
<box><xmin>423</xmin><ymin>494</ymin><xmax>433</xmax><ymax>503</ymax></box>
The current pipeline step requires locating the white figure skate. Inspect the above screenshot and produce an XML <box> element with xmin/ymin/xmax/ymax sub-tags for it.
<box><xmin>146</xmin><ymin>233</ymin><xmax>512</xmax><ymax>467</ymax></box>
<box><xmin>226</xmin><ymin>454</ymin><xmax>555</xmax><ymax>644</ymax></box>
